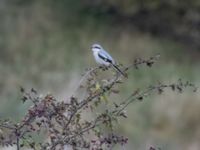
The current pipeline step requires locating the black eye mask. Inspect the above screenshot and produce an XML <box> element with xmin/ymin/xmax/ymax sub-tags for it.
<box><xmin>93</xmin><ymin>46</ymin><xmax>101</xmax><ymax>49</ymax></box>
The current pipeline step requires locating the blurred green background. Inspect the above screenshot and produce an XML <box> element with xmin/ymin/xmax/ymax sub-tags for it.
<box><xmin>0</xmin><ymin>0</ymin><xmax>200</xmax><ymax>149</ymax></box>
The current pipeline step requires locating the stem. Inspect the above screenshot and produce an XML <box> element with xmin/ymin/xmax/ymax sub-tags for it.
<box><xmin>72</xmin><ymin>66</ymin><xmax>99</xmax><ymax>95</ymax></box>
<box><xmin>16</xmin><ymin>136</ymin><xmax>20</xmax><ymax>150</ymax></box>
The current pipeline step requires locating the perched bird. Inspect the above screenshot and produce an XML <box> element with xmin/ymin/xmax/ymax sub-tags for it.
<box><xmin>91</xmin><ymin>44</ymin><xmax>126</xmax><ymax>77</ymax></box>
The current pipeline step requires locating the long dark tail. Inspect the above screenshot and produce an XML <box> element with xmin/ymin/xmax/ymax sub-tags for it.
<box><xmin>111</xmin><ymin>63</ymin><xmax>127</xmax><ymax>78</ymax></box>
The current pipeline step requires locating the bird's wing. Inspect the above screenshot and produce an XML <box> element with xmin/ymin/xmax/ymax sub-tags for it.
<box><xmin>98</xmin><ymin>49</ymin><xmax>114</xmax><ymax>64</ymax></box>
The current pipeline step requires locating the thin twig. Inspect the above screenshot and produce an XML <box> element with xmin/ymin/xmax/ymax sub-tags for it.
<box><xmin>72</xmin><ymin>66</ymin><xmax>99</xmax><ymax>95</ymax></box>
<box><xmin>16</xmin><ymin>136</ymin><xmax>20</xmax><ymax>150</ymax></box>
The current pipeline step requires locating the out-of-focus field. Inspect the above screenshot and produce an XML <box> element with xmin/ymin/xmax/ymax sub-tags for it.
<box><xmin>0</xmin><ymin>1</ymin><xmax>200</xmax><ymax>150</ymax></box>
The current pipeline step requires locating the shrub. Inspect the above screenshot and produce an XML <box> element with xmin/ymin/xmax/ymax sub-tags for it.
<box><xmin>0</xmin><ymin>55</ymin><xmax>196</xmax><ymax>150</ymax></box>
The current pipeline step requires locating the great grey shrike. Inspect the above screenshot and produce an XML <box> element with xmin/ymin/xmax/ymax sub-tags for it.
<box><xmin>91</xmin><ymin>44</ymin><xmax>126</xmax><ymax>77</ymax></box>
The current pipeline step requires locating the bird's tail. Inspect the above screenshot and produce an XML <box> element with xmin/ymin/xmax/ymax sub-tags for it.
<box><xmin>111</xmin><ymin>63</ymin><xmax>127</xmax><ymax>78</ymax></box>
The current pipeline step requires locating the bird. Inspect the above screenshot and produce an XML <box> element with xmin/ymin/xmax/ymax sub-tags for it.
<box><xmin>91</xmin><ymin>44</ymin><xmax>126</xmax><ymax>77</ymax></box>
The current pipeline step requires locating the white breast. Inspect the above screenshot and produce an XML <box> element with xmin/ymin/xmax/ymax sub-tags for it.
<box><xmin>93</xmin><ymin>51</ymin><xmax>110</xmax><ymax>66</ymax></box>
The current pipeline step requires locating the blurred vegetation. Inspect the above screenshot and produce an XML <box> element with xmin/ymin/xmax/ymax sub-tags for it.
<box><xmin>0</xmin><ymin>0</ymin><xmax>200</xmax><ymax>149</ymax></box>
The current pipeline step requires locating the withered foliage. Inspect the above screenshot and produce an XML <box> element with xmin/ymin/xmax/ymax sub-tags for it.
<box><xmin>0</xmin><ymin>55</ymin><xmax>197</xmax><ymax>150</ymax></box>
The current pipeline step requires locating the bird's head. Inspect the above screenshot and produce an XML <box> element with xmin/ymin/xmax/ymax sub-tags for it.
<box><xmin>91</xmin><ymin>44</ymin><xmax>102</xmax><ymax>52</ymax></box>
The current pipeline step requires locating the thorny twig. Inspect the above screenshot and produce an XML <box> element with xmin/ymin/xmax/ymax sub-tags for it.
<box><xmin>0</xmin><ymin>55</ymin><xmax>197</xmax><ymax>150</ymax></box>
